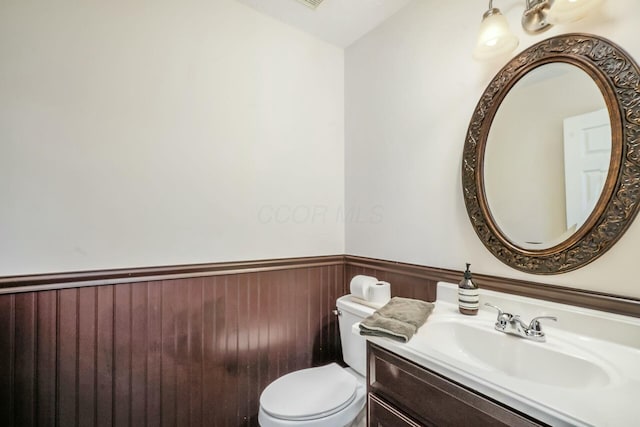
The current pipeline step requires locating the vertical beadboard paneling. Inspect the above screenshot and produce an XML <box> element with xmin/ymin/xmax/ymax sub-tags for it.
<box><xmin>335</xmin><ymin>264</ymin><xmax>346</xmax><ymax>356</ymax></box>
<box><xmin>160</xmin><ymin>280</ymin><xmax>177</xmax><ymax>426</ymax></box>
<box><xmin>236</xmin><ymin>273</ymin><xmax>249</xmax><ymax>425</ymax></box>
<box><xmin>113</xmin><ymin>284</ymin><xmax>132</xmax><ymax>427</ymax></box>
<box><xmin>58</xmin><ymin>288</ymin><xmax>78</xmax><ymax>427</ymax></box>
<box><xmin>314</xmin><ymin>267</ymin><xmax>324</xmax><ymax>364</ymax></box>
<box><xmin>280</xmin><ymin>270</ymin><xmax>290</xmax><ymax>368</ymax></box>
<box><xmin>146</xmin><ymin>281</ymin><xmax>163</xmax><ymax>427</ymax></box>
<box><xmin>255</xmin><ymin>273</ymin><xmax>269</xmax><ymax>411</ymax></box>
<box><xmin>14</xmin><ymin>293</ymin><xmax>36</xmax><ymax>427</ymax></box>
<box><xmin>308</xmin><ymin>266</ymin><xmax>324</xmax><ymax>366</ymax></box>
<box><xmin>0</xmin><ymin>294</ymin><xmax>15</xmax><ymax>425</ymax></box>
<box><xmin>174</xmin><ymin>279</ymin><xmax>190</xmax><ymax>427</ymax></box>
<box><xmin>130</xmin><ymin>283</ymin><xmax>148</xmax><ymax>427</ymax></box>
<box><xmin>188</xmin><ymin>279</ymin><xmax>203</xmax><ymax>427</ymax></box>
<box><xmin>264</xmin><ymin>271</ymin><xmax>276</xmax><ymax>388</ymax></box>
<box><xmin>78</xmin><ymin>287</ymin><xmax>97</xmax><ymax>427</ymax></box>
<box><xmin>295</xmin><ymin>268</ymin><xmax>309</xmax><ymax>371</ymax></box>
<box><xmin>2</xmin><ymin>256</ymin><xmax>637</xmax><ymax>426</ymax></box>
<box><xmin>201</xmin><ymin>278</ymin><xmax>217</xmax><ymax>426</ymax></box>
<box><xmin>246</xmin><ymin>273</ymin><xmax>260</xmax><ymax>426</ymax></box>
<box><xmin>36</xmin><ymin>291</ymin><xmax>56</xmax><ymax>427</ymax></box>
<box><xmin>225</xmin><ymin>274</ymin><xmax>239</xmax><ymax>424</ymax></box>
<box><xmin>95</xmin><ymin>285</ymin><xmax>114</xmax><ymax>427</ymax></box>
<box><xmin>0</xmin><ymin>260</ymin><xmax>344</xmax><ymax>426</ymax></box>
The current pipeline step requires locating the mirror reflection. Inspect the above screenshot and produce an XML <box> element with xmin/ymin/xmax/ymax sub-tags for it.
<box><xmin>484</xmin><ymin>63</ymin><xmax>611</xmax><ymax>250</ymax></box>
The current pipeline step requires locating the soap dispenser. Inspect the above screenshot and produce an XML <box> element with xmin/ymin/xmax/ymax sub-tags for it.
<box><xmin>458</xmin><ymin>263</ymin><xmax>479</xmax><ymax>315</ymax></box>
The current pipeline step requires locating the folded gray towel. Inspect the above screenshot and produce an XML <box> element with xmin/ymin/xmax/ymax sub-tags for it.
<box><xmin>359</xmin><ymin>297</ymin><xmax>434</xmax><ymax>343</ymax></box>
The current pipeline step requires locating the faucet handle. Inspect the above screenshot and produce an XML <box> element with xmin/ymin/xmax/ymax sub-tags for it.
<box><xmin>484</xmin><ymin>303</ymin><xmax>512</xmax><ymax>329</ymax></box>
<box><xmin>528</xmin><ymin>316</ymin><xmax>557</xmax><ymax>332</ymax></box>
<box><xmin>484</xmin><ymin>302</ymin><xmax>504</xmax><ymax>316</ymax></box>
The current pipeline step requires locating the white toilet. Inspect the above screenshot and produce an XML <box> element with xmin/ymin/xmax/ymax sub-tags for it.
<box><xmin>258</xmin><ymin>294</ymin><xmax>374</xmax><ymax>427</ymax></box>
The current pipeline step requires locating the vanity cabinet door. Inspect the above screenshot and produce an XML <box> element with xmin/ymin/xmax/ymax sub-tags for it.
<box><xmin>367</xmin><ymin>343</ymin><xmax>543</xmax><ymax>427</ymax></box>
<box><xmin>369</xmin><ymin>394</ymin><xmax>422</xmax><ymax>427</ymax></box>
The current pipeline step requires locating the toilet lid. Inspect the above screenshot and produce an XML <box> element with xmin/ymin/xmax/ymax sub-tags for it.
<box><xmin>260</xmin><ymin>363</ymin><xmax>358</xmax><ymax>421</ymax></box>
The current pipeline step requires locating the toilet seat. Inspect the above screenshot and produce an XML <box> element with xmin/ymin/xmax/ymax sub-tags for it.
<box><xmin>260</xmin><ymin>363</ymin><xmax>358</xmax><ymax>421</ymax></box>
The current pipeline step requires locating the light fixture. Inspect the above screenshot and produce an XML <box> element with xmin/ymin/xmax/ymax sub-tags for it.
<box><xmin>473</xmin><ymin>6</ymin><xmax>519</xmax><ymax>60</ymax></box>
<box><xmin>548</xmin><ymin>0</ymin><xmax>603</xmax><ymax>24</ymax></box>
<box><xmin>521</xmin><ymin>0</ymin><xmax>552</xmax><ymax>33</ymax></box>
<box><xmin>474</xmin><ymin>0</ymin><xmax>604</xmax><ymax>60</ymax></box>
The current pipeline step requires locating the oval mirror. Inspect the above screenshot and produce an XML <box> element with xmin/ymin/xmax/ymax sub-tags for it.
<box><xmin>462</xmin><ymin>34</ymin><xmax>640</xmax><ymax>274</ymax></box>
<box><xmin>484</xmin><ymin>62</ymin><xmax>610</xmax><ymax>250</ymax></box>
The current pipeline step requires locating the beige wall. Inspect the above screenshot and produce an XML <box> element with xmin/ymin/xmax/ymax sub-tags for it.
<box><xmin>0</xmin><ymin>0</ymin><xmax>345</xmax><ymax>275</ymax></box>
<box><xmin>3</xmin><ymin>0</ymin><xmax>639</xmax><ymax>300</ymax></box>
<box><xmin>345</xmin><ymin>0</ymin><xmax>640</xmax><ymax>298</ymax></box>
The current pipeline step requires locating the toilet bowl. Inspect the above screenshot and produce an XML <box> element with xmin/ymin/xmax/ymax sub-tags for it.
<box><xmin>258</xmin><ymin>364</ymin><xmax>365</xmax><ymax>427</ymax></box>
<box><xmin>258</xmin><ymin>295</ymin><xmax>374</xmax><ymax>427</ymax></box>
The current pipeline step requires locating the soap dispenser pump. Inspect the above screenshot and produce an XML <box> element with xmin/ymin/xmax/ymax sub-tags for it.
<box><xmin>458</xmin><ymin>263</ymin><xmax>479</xmax><ymax>315</ymax></box>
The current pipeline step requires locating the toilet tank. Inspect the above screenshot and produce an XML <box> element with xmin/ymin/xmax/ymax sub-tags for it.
<box><xmin>336</xmin><ymin>295</ymin><xmax>376</xmax><ymax>376</ymax></box>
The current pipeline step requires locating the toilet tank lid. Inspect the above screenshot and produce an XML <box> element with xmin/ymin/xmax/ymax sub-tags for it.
<box><xmin>260</xmin><ymin>363</ymin><xmax>357</xmax><ymax>421</ymax></box>
<box><xmin>336</xmin><ymin>295</ymin><xmax>377</xmax><ymax>316</ymax></box>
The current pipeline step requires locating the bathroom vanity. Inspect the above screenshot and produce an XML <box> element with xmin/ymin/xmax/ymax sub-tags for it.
<box><xmin>367</xmin><ymin>343</ymin><xmax>541</xmax><ymax>426</ymax></box>
<box><xmin>363</xmin><ymin>282</ymin><xmax>640</xmax><ymax>426</ymax></box>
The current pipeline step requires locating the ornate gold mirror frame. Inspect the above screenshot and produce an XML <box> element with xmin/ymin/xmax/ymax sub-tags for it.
<box><xmin>462</xmin><ymin>33</ymin><xmax>640</xmax><ymax>274</ymax></box>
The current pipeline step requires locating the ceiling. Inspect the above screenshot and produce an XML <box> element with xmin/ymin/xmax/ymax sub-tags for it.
<box><xmin>235</xmin><ymin>0</ymin><xmax>413</xmax><ymax>47</ymax></box>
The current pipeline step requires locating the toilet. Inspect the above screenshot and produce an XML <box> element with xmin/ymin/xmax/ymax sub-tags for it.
<box><xmin>258</xmin><ymin>294</ymin><xmax>374</xmax><ymax>427</ymax></box>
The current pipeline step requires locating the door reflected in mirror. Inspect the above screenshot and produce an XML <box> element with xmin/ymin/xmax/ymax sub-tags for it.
<box><xmin>483</xmin><ymin>62</ymin><xmax>611</xmax><ymax>250</ymax></box>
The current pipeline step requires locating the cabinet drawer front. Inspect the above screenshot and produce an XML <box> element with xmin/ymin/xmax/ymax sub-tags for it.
<box><xmin>369</xmin><ymin>394</ymin><xmax>423</xmax><ymax>427</ymax></box>
<box><xmin>368</xmin><ymin>344</ymin><xmax>542</xmax><ymax>427</ymax></box>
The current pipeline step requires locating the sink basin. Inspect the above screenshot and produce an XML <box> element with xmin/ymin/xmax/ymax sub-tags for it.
<box><xmin>410</xmin><ymin>319</ymin><xmax>612</xmax><ymax>389</ymax></box>
<box><xmin>364</xmin><ymin>281</ymin><xmax>640</xmax><ymax>427</ymax></box>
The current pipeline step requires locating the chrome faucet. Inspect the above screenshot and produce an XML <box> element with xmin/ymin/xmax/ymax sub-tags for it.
<box><xmin>485</xmin><ymin>303</ymin><xmax>557</xmax><ymax>342</ymax></box>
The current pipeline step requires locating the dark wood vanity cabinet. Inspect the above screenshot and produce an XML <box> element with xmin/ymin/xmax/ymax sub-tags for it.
<box><xmin>366</xmin><ymin>343</ymin><xmax>545</xmax><ymax>427</ymax></box>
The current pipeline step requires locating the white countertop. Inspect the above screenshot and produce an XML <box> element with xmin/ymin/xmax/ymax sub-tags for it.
<box><xmin>365</xmin><ymin>282</ymin><xmax>640</xmax><ymax>427</ymax></box>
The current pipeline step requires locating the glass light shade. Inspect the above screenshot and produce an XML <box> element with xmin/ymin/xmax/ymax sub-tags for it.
<box><xmin>473</xmin><ymin>11</ymin><xmax>519</xmax><ymax>61</ymax></box>
<box><xmin>548</xmin><ymin>0</ymin><xmax>603</xmax><ymax>24</ymax></box>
